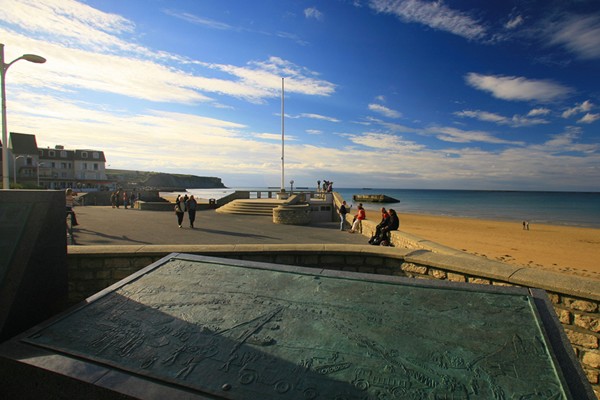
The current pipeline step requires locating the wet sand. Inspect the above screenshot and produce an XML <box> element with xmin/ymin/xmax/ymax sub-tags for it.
<box><xmin>364</xmin><ymin>210</ymin><xmax>600</xmax><ymax>281</ymax></box>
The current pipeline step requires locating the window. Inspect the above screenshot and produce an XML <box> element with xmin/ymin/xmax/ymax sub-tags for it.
<box><xmin>61</xmin><ymin>151</ymin><xmax>67</xmax><ymax>158</ymax></box>
<box><xmin>93</xmin><ymin>163</ymin><xmax>99</xmax><ymax>170</ymax></box>
<box><xmin>93</xmin><ymin>152</ymin><xmax>99</xmax><ymax>159</ymax></box>
<box><xmin>81</xmin><ymin>151</ymin><xmax>88</xmax><ymax>158</ymax></box>
<box><xmin>26</xmin><ymin>158</ymin><xmax>32</xmax><ymax>165</ymax></box>
<box><xmin>83</xmin><ymin>163</ymin><xmax>88</xmax><ymax>170</ymax></box>
<box><xmin>49</xmin><ymin>150</ymin><xmax>55</xmax><ymax>157</ymax></box>
<box><xmin>61</xmin><ymin>162</ymin><xmax>67</xmax><ymax>169</ymax></box>
<box><xmin>51</xmin><ymin>162</ymin><xmax>56</xmax><ymax>168</ymax></box>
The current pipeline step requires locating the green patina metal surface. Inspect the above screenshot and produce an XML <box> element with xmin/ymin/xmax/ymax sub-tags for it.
<box><xmin>25</xmin><ymin>256</ymin><xmax>571</xmax><ymax>399</ymax></box>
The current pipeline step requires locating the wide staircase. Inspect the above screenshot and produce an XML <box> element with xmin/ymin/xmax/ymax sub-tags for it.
<box><xmin>215</xmin><ymin>199</ymin><xmax>288</xmax><ymax>216</ymax></box>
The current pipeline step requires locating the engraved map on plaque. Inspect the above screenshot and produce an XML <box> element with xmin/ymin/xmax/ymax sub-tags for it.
<box><xmin>24</xmin><ymin>256</ymin><xmax>571</xmax><ymax>399</ymax></box>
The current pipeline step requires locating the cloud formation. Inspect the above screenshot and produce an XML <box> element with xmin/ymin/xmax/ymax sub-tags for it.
<box><xmin>304</xmin><ymin>7</ymin><xmax>324</xmax><ymax>21</ymax></box>
<box><xmin>465</xmin><ymin>73</ymin><xmax>572</xmax><ymax>102</ymax></box>
<box><xmin>455</xmin><ymin>110</ymin><xmax>549</xmax><ymax>127</ymax></box>
<box><xmin>368</xmin><ymin>103</ymin><xmax>402</xmax><ymax>118</ymax></box>
<box><xmin>369</xmin><ymin>0</ymin><xmax>486</xmax><ymax>40</ymax></box>
<box><xmin>548</xmin><ymin>15</ymin><xmax>600</xmax><ymax>59</ymax></box>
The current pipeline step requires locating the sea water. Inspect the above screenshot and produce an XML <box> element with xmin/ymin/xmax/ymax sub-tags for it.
<box><xmin>186</xmin><ymin>187</ymin><xmax>600</xmax><ymax>228</ymax></box>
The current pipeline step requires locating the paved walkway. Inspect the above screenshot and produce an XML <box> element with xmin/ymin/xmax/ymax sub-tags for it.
<box><xmin>71</xmin><ymin>206</ymin><xmax>370</xmax><ymax>246</ymax></box>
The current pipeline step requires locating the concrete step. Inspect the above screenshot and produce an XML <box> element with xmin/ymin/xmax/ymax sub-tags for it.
<box><xmin>216</xmin><ymin>199</ymin><xmax>284</xmax><ymax>215</ymax></box>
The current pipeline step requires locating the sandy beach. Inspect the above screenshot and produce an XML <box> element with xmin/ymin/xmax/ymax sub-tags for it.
<box><xmin>364</xmin><ymin>209</ymin><xmax>600</xmax><ymax>281</ymax></box>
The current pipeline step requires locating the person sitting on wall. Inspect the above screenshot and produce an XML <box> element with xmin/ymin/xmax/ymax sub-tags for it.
<box><xmin>380</xmin><ymin>209</ymin><xmax>399</xmax><ymax>244</ymax></box>
<box><xmin>369</xmin><ymin>207</ymin><xmax>390</xmax><ymax>244</ymax></box>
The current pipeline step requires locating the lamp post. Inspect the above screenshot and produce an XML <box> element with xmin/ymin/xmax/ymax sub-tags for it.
<box><xmin>290</xmin><ymin>179</ymin><xmax>294</xmax><ymax>194</ymax></box>
<box><xmin>13</xmin><ymin>154</ymin><xmax>23</xmax><ymax>184</ymax></box>
<box><xmin>1</xmin><ymin>43</ymin><xmax>46</xmax><ymax>189</ymax></box>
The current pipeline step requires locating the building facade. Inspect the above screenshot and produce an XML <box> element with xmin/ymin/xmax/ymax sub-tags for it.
<box><xmin>6</xmin><ymin>132</ymin><xmax>112</xmax><ymax>190</ymax></box>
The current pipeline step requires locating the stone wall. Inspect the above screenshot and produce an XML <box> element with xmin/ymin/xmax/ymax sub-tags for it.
<box><xmin>67</xmin><ymin>243</ymin><xmax>599</xmax><ymax>397</ymax></box>
<box><xmin>272</xmin><ymin>204</ymin><xmax>311</xmax><ymax>225</ymax></box>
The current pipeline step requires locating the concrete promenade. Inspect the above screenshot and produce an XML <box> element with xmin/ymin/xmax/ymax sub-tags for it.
<box><xmin>71</xmin><ymin>206</ymin><xmax>369</xmax><ymax>246</ymax></box>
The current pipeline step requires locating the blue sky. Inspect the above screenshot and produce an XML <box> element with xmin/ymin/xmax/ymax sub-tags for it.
<box><xmin>1</xmin><ymin>0</ymin><xmax>599</xmax><ymax>190</ymax></box>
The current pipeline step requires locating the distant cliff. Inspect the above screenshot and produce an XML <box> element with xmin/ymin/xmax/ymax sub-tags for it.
<box><xmin>106</xmin><ymin>169</ymin><xmax>226</xmax><ymax>190</ymax></box>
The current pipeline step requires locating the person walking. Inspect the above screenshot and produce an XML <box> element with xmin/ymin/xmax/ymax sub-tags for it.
<box><xmin>338</xmin><ymin>200</ymin><xmax>348</xmax><ymax>231</ymax></box>
<box><xmin>65</xmin><ymin>188</ymin><xmax>79</xmax><ymax>226</ymax></box>
<box><xmin>174</xmin><ymin>195</ymin><xmax>186</xmax><ymax>228</ymax></box>
<box><xmin>187</xmin><ymin>195</ymin><xmax>198</xmax><ymax>228</ymax></box>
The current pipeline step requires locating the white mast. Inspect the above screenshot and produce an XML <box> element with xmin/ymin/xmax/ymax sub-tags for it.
<box><xmin>281</xmin><ymin>77</ymin><xmax>285</xmax><ymax>192</ymax></box>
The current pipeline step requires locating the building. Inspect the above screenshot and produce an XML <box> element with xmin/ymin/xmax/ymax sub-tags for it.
<box><xmin>5</xmin><ymin>132</ymin><xmax>112</xmax><ymax>190</ymax></box>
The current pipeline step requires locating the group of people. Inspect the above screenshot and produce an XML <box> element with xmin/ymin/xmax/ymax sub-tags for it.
<box><xmin>174</xmin><ymin>194</ymin><xmax>198</xmax><ymax>228</ymax></box>
<box><xmin>110</xmin><ymin>189</ymin><xmax>137</xmax><ymax>209</ymax></box>
<box><xmin>317</xmin><ymin>180</ymin><xmax>333</xmax><ymax>193</ymax></box>
<box><xmin>338</xmin><ymin>202</ymin><xmax>399</xmax><ymax>246</ymax></box>
<box><xmin>369</xmin><ymin>207</ymin><xmax>399</xmax><ymax>245</ymax></box>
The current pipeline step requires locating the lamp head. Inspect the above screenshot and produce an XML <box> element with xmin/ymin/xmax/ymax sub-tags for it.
<box><xmin>22</xmin><ymin>54</ymin><xmax>46</xmax><ymax>64</ymax></box>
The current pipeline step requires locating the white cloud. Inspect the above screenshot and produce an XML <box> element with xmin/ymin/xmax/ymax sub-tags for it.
<box><xmin>304</xmin><ymin>7</ymin><xmax>324</xmax><ymax>21</ymax></box>
<box><xmin>548</xmin><ymin>15</ymin><xmax>600</xmax><ymax>60</ymax></box>
<box><xmin>455</xmin><ymin>110</ymin><xmax>549</xmax><ymax>127</ymax></box>
<box><xmin>465</xmin><ymin>73</ymin><xmax>572</xmax><ymax>102</ymax></box>
<box><xmin>505</xmin><ymin>15</ymin><xmax>524</xmax><ymax>30</ymax></box>
<box><xmin>256</xmin><ymin>133</ymin><xmax>297</xmax><ymax>141</ymax></box>
<box><xmin>306</xmin><ymin>129</ymin><xmax>322</xmax><ymax>135</ymax></box>
<box><xmin>578</xmin><ymin>113</ymin><xmax>600</xmax><ymax>124</ymax></box>
<box><xmin>369</xmin><ymin>0</ymin><xmax>486</xmax><ymax>40</ymax></box>
<box><xmin>427</xmin><ymin>126</ymin><xmax>524</xmax><ymax>145</ymax></box>
<box><xmin>163</xmin><ymin>10</ymin><xmax>234</xmax><ymax>30</ymax></box>
<box><xmin>299</xmin><ymin>113</ymin><xmax>340</xmax><ymax>122</ymax></box>
<box><xmin>562</xmin><ymin>100</ymin><xmax>594</xmax><ymax>118</ymax></box>
<box><xmin>368</xmin><ymin>103</ymin><xmax>402</xmax><ymax>119</ymax></box>
<box><xmin>0</xmin><ymin>0</ymin><xmax>142</xmax><ymax>55</ymax></box>
<box><xmin>527</xmin><ymin>108</ymin><xmax>551</xmax><ymax>117</ymax></box>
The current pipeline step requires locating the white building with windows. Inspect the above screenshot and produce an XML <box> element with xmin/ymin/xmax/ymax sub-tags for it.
<box><xmin>6</xmin><ymin>132</ymin><xmax>112</xmax><ymax>190</ymax></box>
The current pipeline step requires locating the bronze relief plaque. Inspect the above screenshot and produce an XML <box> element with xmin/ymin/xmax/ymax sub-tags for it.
<box><xmin>23</xmin><ymin>254</ymin><xmax>580</xmax><ymax>399</ymax></box>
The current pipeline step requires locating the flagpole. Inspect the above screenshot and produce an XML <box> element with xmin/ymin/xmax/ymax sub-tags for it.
<box><xmin>281</xmin><ymin>77</ymin><xmax>285</xmax><ymax>192</ymax></box>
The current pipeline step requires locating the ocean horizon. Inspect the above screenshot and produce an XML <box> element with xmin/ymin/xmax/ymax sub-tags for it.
<box><xmin>182</xmin><ymin>187</ymin><xmax>600</xmax><ymax>229</ymax></box>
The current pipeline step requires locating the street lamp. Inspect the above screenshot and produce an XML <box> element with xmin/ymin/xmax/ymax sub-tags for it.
<box><xmin>290</xmin><ymin>179</ymin><xmax>294</xmax><ymax>194</ymax></box>
<box><xmin>13</xmin><ymin>154</ymin><xmax>23</xmax><ymax>184</ymax></box>
<box><xmin>1</xmin><ymin>43</ymin><xmax>46</xmax><ymax>189</ymax></box>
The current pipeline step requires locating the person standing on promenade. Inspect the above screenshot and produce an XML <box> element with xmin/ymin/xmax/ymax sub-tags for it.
<box><xmin>338</xmin><ymin>200</ymin><xmax>348</xmax><ymax>231</ymax></box>
<box><xmin>115</xmin><ymin>189</ymin><xmax>121</xmax><ymax>208</ymax></box>
<box><xmin>123</xmin><ymin>191</ymin><xmax>129</xmax><ymax>209</ymax></box>
<box><xmin>174</xmin><ymin>195</ymin><xmax>186</xmax><ymax>228</ymax></box>
<box><xmin>349</xmin><ymin>204</ymin><xmax>366</xmax><ymax>233</ymax></box>
<box><xmin>65</xmin><ymin>188</ymin><xmax>79</xmax><ymax>226</ymax></box>
<box><xmin>110</xmin><ymin>191</ymin><xmax>116</xmax><ymax>208</ymax></box>
<box><xmin>187</xmin><ymin>195</ymin><xmax>197</xmax><ymax>228</ymax></box>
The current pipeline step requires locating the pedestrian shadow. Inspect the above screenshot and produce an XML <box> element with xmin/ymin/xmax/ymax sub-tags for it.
<box><xmin>74</xmin><ymin>228</ymin><xmax>151</xmax><ymax>245</ymax></box>
<box><xmin>193</xmin><ymin>227</ymin><xmax>276</xmax><ymax>239</ymax></box>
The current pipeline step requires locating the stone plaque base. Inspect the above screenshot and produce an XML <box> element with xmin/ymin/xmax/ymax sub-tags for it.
<box><xmin>0</xmin><ymin>254</ymin><xmax>593</xmax><ymax>399</ymax></box>
<box><xmin>0</xmin><ymin>190</ymin><xmax>67</xmax><ymax>342</ymax></box>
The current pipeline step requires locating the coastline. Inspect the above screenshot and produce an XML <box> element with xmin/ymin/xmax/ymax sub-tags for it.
<box><xmin>160</xmin><ymin>190</ymin><xmax>600</xmax><ymax>281</ymax></box>
<box><xmin>363</xmin><ymin>209</ymin><xmax>600</xmax><ymax>281</ymax></box>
